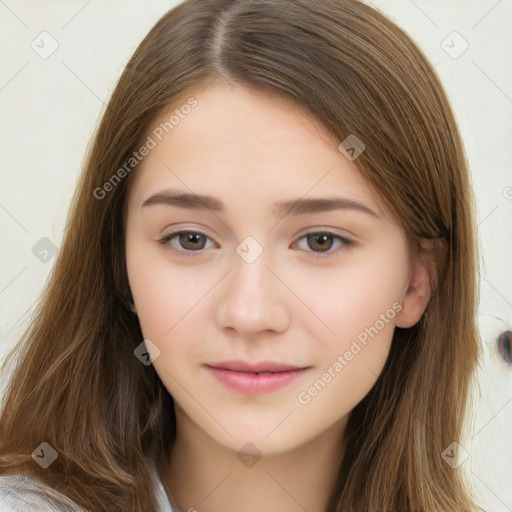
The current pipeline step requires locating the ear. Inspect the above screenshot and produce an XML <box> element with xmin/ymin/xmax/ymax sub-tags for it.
<box><xmin>396</xmin><ymin>252</ymin><xmax>433</xmax><ymax>329</ymax></box>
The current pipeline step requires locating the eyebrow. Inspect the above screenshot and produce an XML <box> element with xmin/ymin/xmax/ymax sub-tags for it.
<box><xmin>140</xmin><ymin>188</ymin><xmax>379</xmax><ymax>218</ymax></box>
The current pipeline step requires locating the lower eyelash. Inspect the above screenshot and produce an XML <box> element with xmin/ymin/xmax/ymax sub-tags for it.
<box><xmin>157</xmin><ymin>230</ymin><xmax>355</xmax><ymax>257</ymax></box>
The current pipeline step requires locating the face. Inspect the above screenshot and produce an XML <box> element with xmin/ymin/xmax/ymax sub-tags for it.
<box><xmin>125</xmin><ymin>82</ymin><xmax>429</xmax><ymax>457</ymax></box>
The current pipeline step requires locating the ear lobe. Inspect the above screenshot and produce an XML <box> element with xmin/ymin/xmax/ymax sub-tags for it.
<box><xmin>396</xmin><ymin>256</ymin><xmax>433</xmax><ymax>329</ymax></box>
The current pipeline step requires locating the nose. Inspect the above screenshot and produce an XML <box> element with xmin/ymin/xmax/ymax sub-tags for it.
<box><xmin>215</xmin><ymin>249</ymin><xmax>290</xmax><ymax>339</ymax></box>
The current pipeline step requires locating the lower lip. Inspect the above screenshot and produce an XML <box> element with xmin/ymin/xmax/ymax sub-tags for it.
<box><xmin>205</xmin><ymin>366</ymin><xmax>309</xmax><ymax>395</ymax></box>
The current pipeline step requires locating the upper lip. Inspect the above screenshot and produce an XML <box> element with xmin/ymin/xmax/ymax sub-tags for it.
<box><xmin>205</xmin><ymin>360</ymin><xmax>307</xmax><ymax>373</ymax></box>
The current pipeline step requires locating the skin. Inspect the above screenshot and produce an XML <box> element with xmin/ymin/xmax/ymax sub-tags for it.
<box><xmin>124</xmin><ymin>82</ymin><xmax>432</xmax><ymax>512</ymax></box>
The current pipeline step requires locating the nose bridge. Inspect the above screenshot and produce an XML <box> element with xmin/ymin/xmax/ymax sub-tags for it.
<box><xmin>233</xmin><ymin>245</ymin><xmax>271</xmax><ymax>298</ymax></box>
<box><xmin>230</xmin><ymin>233</ymin><xmax>275</xmax><ymax>298</ymax></box>
<box><xmin>215</xmin><ymin>240</ymin><xmax>289</xmax><ymax>336</ymax></box>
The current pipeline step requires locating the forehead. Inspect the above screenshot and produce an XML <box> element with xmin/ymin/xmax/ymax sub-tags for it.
<box><xmin>150</xmin><ymin>83</ymin><xmax>338</xmax><ymax>157</ymax></box>
<box><xmin>126</xmin><ymin>83</ymin><xmax>385</xmax><ymax>219</ymax></box>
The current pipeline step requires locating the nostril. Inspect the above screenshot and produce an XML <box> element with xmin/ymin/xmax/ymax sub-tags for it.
<box><xmin>496</xmin><ymin>330</ymin><xmax>512</xmax><ymax>366</ymax></box>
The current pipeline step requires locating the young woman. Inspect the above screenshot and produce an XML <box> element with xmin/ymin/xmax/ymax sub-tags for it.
<box><xmin>0</xmin><ymin>0</ymin><xmax>486</xmax><ymax>510</ymax></box>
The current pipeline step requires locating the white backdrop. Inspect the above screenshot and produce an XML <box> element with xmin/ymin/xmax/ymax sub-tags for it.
<box><xmin>1</xmin><ymin>1</ymin><xmax>511</xmax><ymax>510</ymax></box>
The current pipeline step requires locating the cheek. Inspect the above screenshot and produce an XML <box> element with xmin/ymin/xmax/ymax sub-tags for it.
<box><xmin>292</xmin><ymin>249</ymin><xmax>406</xmax><ymax>352</ymax></box>
<box><xmin>126</xmin><ymin>243</ymin><xmax>184</xmax><ymax>338</ymax></box>
<box><xmin>291</xmin><ymin>250</ymin><xmax>406</xmax><ymax>418</ymax></box>
<box><xmin>294</xmin><ymin>274</ymin><xmax>400</xmax><ymax>425</ymax></box>
<box><xmin>126</xmin><ymin>232</ymin><xmax>213</xmax><ymax>331</ymax></box>
<box><xmin>128</xmin><ymin>262</ymin><xmax>202</xmax><ymax>390</ymax></box>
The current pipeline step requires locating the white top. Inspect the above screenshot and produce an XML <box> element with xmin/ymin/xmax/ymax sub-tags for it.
<box><xmin>0</xmin><ymin>462</ymin><xmax>179</xmax><ymax>511</ymax></box>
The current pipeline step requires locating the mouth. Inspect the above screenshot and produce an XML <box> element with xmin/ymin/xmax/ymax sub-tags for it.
<box><xmin>204</xmin><ymin>360</ymin><xmax>311</xmax><ymax>395</ymax></box>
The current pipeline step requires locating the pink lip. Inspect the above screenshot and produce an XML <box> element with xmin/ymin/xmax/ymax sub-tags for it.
<box><xmin>204</xmin><ymin>360</ymin><xmax>311</xmax><ymax>395</ymax></box>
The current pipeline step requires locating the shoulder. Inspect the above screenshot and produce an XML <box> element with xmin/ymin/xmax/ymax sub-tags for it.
<box><xmin>0</xmin><ymin>473</ymin><xmax>86</xmax><ymax>511</ymax></box>
<box><xmin>0</xmin><ymin>470</ymin><xmax>180</xmax><ymax>512</ymax></box>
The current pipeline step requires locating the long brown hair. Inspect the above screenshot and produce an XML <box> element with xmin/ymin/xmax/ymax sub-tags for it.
<box><xmin>0</xmin><ymin>0</ymin><xmax>485</xmax><ymax>510</ymax></box>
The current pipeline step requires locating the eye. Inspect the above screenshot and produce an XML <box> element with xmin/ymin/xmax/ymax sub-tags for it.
<box><xmin>157</xmin><ymin>230</ymin><xmax>216</xmax><ymax>255</ymax></box>
<box><xmin>292</xmin><ymin>231</ymin><xmax>356</xmax><ymax>258</ymax></box>
<box><xmin>158</xmin><ymin>229</ymin><xmax>356</xmax><ymax>258</ymax></box>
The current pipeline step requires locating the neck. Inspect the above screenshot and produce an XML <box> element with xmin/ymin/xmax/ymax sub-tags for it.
<box><xmin>162</xmin><ymin>413</ymin><xmax>347</xmax><ymax>512</ymax></box>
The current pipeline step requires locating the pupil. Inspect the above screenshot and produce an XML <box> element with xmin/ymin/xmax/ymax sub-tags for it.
<box><xmin>182</xmin><ymin>233</ymin><xmax>204</xmax><ymax>249</ymax></box>
<box><xmin>310</xmin><ymin>233</ymin><xmax>332</xmax><ymax>252</ymax></box>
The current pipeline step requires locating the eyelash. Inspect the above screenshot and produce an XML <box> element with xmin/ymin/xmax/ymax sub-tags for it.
<box><xmin>157</xmin><ymin>229</ymin><xmax>356</xmax><ymax>259</ymax></box>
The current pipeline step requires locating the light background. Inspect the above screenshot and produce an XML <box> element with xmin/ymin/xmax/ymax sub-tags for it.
<box><xmin>0</xmin><ymin>1</ymin><xmax>511</xmax><ymax>510</ymax></box>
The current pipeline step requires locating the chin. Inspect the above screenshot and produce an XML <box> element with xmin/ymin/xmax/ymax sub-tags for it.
<box><xmin>202</xmin><ymin>418</ymin><xmax>316</xmax><ymax>458</ymax></box>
